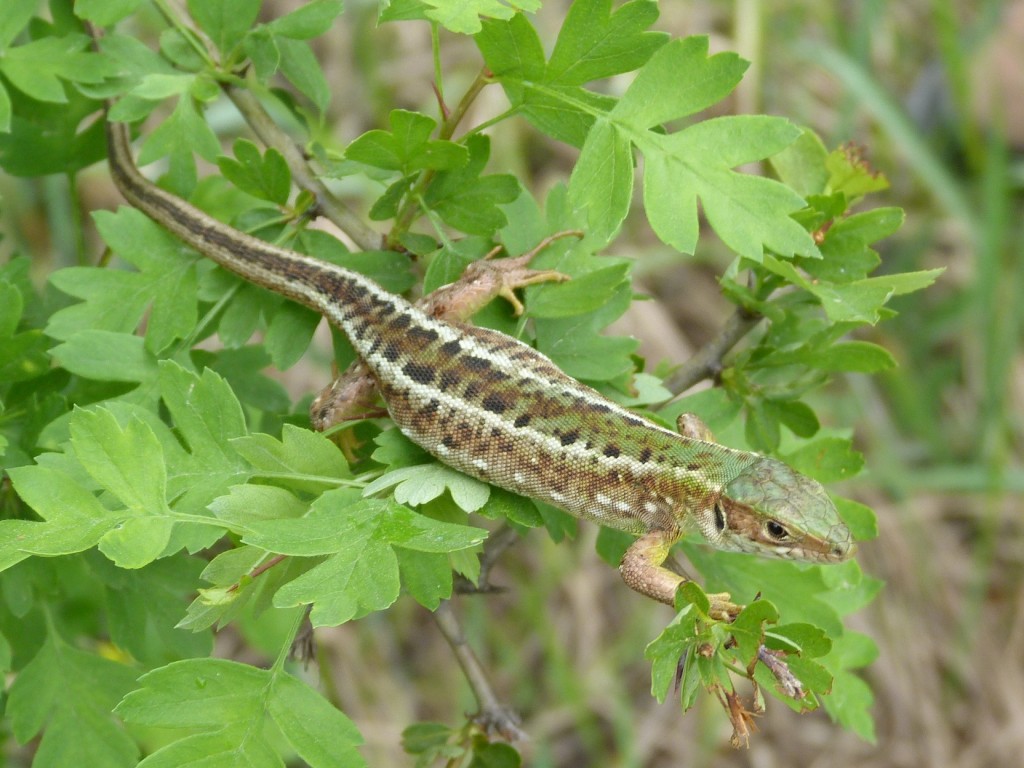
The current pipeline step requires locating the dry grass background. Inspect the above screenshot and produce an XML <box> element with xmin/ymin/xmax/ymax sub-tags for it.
<box><xmin>286</xmin><ymin>2</ymin><xmax>1024</xmax><ymax>765</ymax></box>
<box><xmin>7</xmin><ymin>1</ymin><xmax>1020</xmax><ymax>765</ymax></box>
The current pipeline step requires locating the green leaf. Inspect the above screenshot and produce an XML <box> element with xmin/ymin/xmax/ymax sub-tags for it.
<box><xmin>481</xmin><ymin>487</ymin><xmax>542</xmax><ymax>528</ymax></box>
<box><xmin>745</xmin><ymin>399</ymin><xmax>781</xmax><ymax>452</ymax></box>
<box><xmin>729</xmin><ymin>599</ymin><xmax>779</xmax><ymax>663</ymax></box>
<box><xmin>158</xmin><ymin>362</ymin><xmax>247</xmax><ymax>473</ymax></box>
<box><xmin>421</xmin><ymin>0</ymin><xmax>541</xmax><ymax>34</ymax></box>
<box><xmin>117</xmin><ymin>657</ymin><xmax>367</xmax><ymax>766</ymax></box>
<box><xmin>764</xmin><ymin>622</ymin><xmax>831</xmax><ymax>657</ymax></box>
<box><xmin>243</xmin><ymin>493</ymin><xmax>486</xmax><ymax>557</ymax></box>
<box><xmin>76</xmin><ymin>0</ymin><xmax>144</xmax><ymax>25</ymax></box>
<box><xmin>187</xmin><ymin>0</ymin><xmax>261</xmax><ymax>55</ymax></box>
<box><xmin>129</xmin><ymin>72</ymin><xmax>195</xmax><ymax>100</ymax></box>
<box><xmin>264</xmin><ymin>301</ymin><xmax>321</xmax><ymax>369</ymax></box>
<box><xmin>834</xmin><ymin>497</ymin><xmax>878</xmax><ymax>541</ymax></box>
<box><xmin>242</xmin><ymin>493</ymin><xmax>485</xmax><ymax>625</ymax></box>
<box><xmin>395</xmin><ymin>548</ymin><xmax>455</xmax><ymax>610</ymax></box>
<box><xmin>277</xmin><ymin>36</ymin><xmax>331</xmax><ymax>111</ymax></box>
<box><xmin>265</xmin><ymin>0</ymin><xmax>345</xmax><ymax>39</ymax></box>
<box><xmin>820</xmin><ymin>631</ymin><xmax>879</xmax><ymax>742</ymax></box>
<box><xmin>469</xmin><ymin>741</ymin><xmax>521</xmax><ymax>768</ymax></box>
<box><xmin>364</xmin><ymin>464</ymin><xmax>491</xmax><ymax>513</ymax></box>
<box><xmin>536</xmin><ymin>322</ymin><xmax>637</xmax><ymax>381</ymax></box>
<box><xmin>813</xmin><ymin>341</ymin><xmax>896</xmax><ymax>373</ymax></box>
<box><xmin>810</xmin><ymin>207</ymin><xmax>904</xmax><ymax>282</ymax></box>
<box><xmin>0</xmin><ymin>34</ymin><xmax>115</xmax><ymax>103</ymax></box>
<box><xmin>425</xmin><ymin>134</ymin><xmax>518</xmax><ymax>235</ymax></box>
<box><xmin>567</xmin><ymin>119</ymin><xmax>634</xmax><ymax>245</ymax></box>
<box><xmin>476</xmin><ymin>15</ymin><xmax>614</xmax><ymax>147</ymax></box>
<box><xmin>769</xmin><ymin>128</ymin><xmax>830</xmax><ymax>197</ymax></box>
<box><xmin>242</xmin><ymin>27</ymin><xmax>281</xmax><ymax>80</ymax></box>
<box><xmin>772</xmin><ymin>399</ymin><xmax>820</xmax><ymax>438</ymax></box>
<box><xmin>209</xmin><ymin>485</ymin><xmax>308</xmax><ymax>526</ymax></box>
<box><xmin>0</xmin><ymin>280</ymin><xmax>22</xmax><ymax>337</ymax></box>
<box><xmin>139</xmin><ymin>97</ymin><xmax>221</xmax><ymax>192</ymax></box>
<box><xmin>784</xmin><ymin>437</ymin><xmax>864</xmax><ymax>484</ymax></box>
<box><xmin>268</xmin><ymin>673</ymin><xmax>367</xmax><ymax>767</ymax></box>
<box><xmin>372</xmin><ymin>428</ymin><xmax>433</xmax><ymax>469</ymax></box>
<box><xmin>475</xmin><ymin>13</ymin><xmax>546</xmax><ymax>83</ymax></box>
<box><xmin>534</xmin><ymin>284</ymin><xmax>637</xmax><ymax>381</ymax></box>
<box><xmin>49</xmin><ymin>207</ymin><xmax>199</xmax><ymax>352</ymax></box>
<box><xmin>825</xmin><ymin>145</ymin><xmax>889</xmax><ymax>199</ymax></box>
<box><xmin>346</xmin><ymin>109</ymin><xmax>468</xmax><ymax>173</ymax></box>
<box><xmin>644</xmin><ymin>607</ymin><xmax>697</xmax><ymax>703</ymax></box>
<box><xmin>116</xmin><ymin>657</ymin><xmax>265</xmax><ymax>727</ymax></box>
<box><xmin>613</xmin><ymin>36</ymin><xmax>747</xmax><ymax>129</ymax></box>
<box><xmin>218</xmin><ymin>139</ymin><xmax>292</xmax><ymax>205</ymax></box>
<box><xmin>641</xmin><ymin>117</ymin><xmax>813</xmax><ymax>259</ymax></box>
<box><xmin>93</xmin><ymin>555</ymin><xmax>213</xmax><ymax>665</ymax></box>
<box><xmin>3</xmin><ymin>466</ymin><xmax>122</xmax><ymax>566</ymax></box>
<box><xmin>99</xmin><ymin>516</ymin><xmax>176</xmax><ymax>569</ymax></box>
<box><xmin>134</xmin><ymin>730</ymin><xmax>280</xmax><ymax>767</ymax></box>
<box><xmin>526</xmin><ymin>263</ymin><xmax>631</xmax><ymax>319</ymax></box>
<box><xmin>231</xmin><ymin>424</ymin><xmax>351</xmax><ymax>493</ymax></box>
<box><xmin>0</xmin><ymin>82</ymin><xmax>107</xmax><ymax>174</ymax></box>
<box><xmin>70</xmin><ymin>408</ymin><xmax>170</xmax><ymax>518</ymax></box>
<box><xmin>0</xmin><ymin>0</ymin><xmax>36</xmax><ymax>50</ymax></box>
<box><xmin>9</xmin><ymin>633</ymin><xmax>138</xmax><ymax>767</ymax></box>
<box><xmin>48</xmin><ymin>330</ymin><xmax>156</xmax><ymax>385</ymax></box>
<box><xmin>0</xmin><ymin>82</ymin><xmax>10</xmax><ymax>133</ymax></box>
<box><xmin>402</xmin><ymin>722</ymin><xmax>453</xmax><ymax>755</ymax></box>
<box><xmin>547</xmin><ymin>0</ymin><xmax>666</xmax><ymax>85</ymax></box>
<box><xmin>763</xmin><ymin>254</ymin><xmax>941</xmax><ymax>324</ymax></box>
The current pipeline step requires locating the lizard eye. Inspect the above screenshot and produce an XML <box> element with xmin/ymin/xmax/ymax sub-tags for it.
<box><xmin>713</xmin><ymin>502</ymin><xmax>726</xmax><ymax>532</ymax></box>
<box><xmin>765</xmin><ymin>520</ymin><xmax>790</xmax><ymax>541</ymax></box>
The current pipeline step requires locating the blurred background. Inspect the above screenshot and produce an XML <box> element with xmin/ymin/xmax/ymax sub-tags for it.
<box><xmin>5</xmin><ymin>1</ymin><xmax>1023</xmax><ymax>765</ymax></box>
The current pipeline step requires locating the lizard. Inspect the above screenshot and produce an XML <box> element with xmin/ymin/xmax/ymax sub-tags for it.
<box><xmin>100</xmin><ymin>109</ymin><xmax>856</xmax><ymax>622</ymax></box>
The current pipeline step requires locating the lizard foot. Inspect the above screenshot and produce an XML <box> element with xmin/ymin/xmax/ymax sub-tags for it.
<box><xmin>420</xmin><ymin>230</ymin><xmax>579</xmax><ymax>320</ymax></box>
<box><xmin>707</xmin><ymin>592</ymin><xmax>743</xmax><ymax>622</ymax></box>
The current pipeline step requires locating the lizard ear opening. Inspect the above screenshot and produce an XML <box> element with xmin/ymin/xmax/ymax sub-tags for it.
<box><xmin>713</xmin><ymin>502</ymin><xmax>726</xmax><ymax>533</ymax></box>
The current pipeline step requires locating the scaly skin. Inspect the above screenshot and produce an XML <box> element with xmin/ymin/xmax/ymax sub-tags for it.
<box><xmin>102</xmin><ymin>114</ymin><xmax>855</xmax><ymax>618</ymax></box>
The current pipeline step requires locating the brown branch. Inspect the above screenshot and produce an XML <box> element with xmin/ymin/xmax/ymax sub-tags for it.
<box><xmin>660</xmin><ymin>307</ymin><xmax>762</xmax><ymax>397</ymax></box>
<box><xmin>432</xmin><ymin>601</ymin><xmax>526</xmax><ymax>741</ymax></box>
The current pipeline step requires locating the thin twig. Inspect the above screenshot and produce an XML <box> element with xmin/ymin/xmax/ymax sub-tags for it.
<box><xmin>432</xmin><ymin>601</ymin><xmax>526</xmax><ymax>741</ymax></box>
<box><xmin>661</xmin><ymin>307</ymin><xmax>762</xmax><ymax>397</ymax></box>
<box><xmin>223</xmin><ymin>84</ymin><xmax>383</xmax><ymax>252</ymax></box>
<box><xmin>389</xmin><ymin>67</ymin><xmax>493</xmax><ymax>244</ymax></box>
<box><xmin>438</xmin><ymin>67</ymin><xmax>491</xmax><ymax>141</ymax></box>
<box><xmin>454</xmin><ymin>523</ymin><xmax>520</xmax><ymax>594</ymax></box>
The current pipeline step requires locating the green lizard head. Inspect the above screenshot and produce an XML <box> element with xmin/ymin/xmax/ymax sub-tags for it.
<box><xmin>698</xmin><ymin>456</ymin><xmax>856</xmax><ymax>563</ymax></box>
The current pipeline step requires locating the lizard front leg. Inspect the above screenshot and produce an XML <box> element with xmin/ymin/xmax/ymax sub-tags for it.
<box><xmin>620</xmin><ymin>529</ymin><xmax>740</xmax><ymax>621</ymax></box>
<box><xmin>618</xmin><ymin>412</ymin><xmax>744</xmax><ymax>620</ymax></box>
